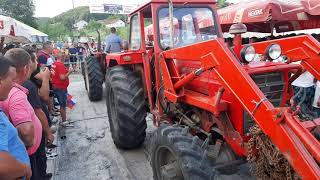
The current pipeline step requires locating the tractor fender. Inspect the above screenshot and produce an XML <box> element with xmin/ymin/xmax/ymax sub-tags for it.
<box><xmin>106</xmin><ymin>51</ymin><xmax>144</xmax><ymax>67</ymax></box>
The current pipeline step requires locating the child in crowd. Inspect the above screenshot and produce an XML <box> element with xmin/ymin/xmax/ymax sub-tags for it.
<box><xmin>51</xmin><ymin>52</ymin><xmax>73</xmax><ymax>127</ymax></box>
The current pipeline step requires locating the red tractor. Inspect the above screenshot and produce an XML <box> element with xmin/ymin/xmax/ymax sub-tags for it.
<box><xmin>88</xmin><ymin>0</ymin><xmax>320</xmax><ymax>179</ymax></box>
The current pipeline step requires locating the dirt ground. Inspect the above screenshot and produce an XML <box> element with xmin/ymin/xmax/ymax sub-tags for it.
<box><xmin>53</xmin><ymin>74</ymin><xmax>254</xmax><ymax>180</ymax></box>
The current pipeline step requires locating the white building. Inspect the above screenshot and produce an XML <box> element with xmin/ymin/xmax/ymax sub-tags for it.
<box><xmin>98</xmin><ymin>19</ymin><xmax>126</xmax><ymax>28</ymax></box>
<box><xmin>106</xmin><ymin>19</ymin><xmax>125</xmax><ymax>28</ymax></box>
<box><xmin>74</xmin><ymin>20</ymin><xmax>88</xmax><ymax>30</ymax></box>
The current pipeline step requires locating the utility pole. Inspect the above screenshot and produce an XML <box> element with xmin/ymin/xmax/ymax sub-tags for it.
<box><xmin>71</xmin><ymin>0</ymin><xmax>75</xmax><ymax>42</ymax></box>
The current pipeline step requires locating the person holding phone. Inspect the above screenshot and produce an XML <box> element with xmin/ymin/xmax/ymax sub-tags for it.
<box><xmin>38</xmin><ymin>42</ymin><xmax>58</xmax><ymax>118</ymax></box>
<box><xmin>23</xmin><ymin>46</ymin><xmax>54</xmax><ymax>180</ymax></box>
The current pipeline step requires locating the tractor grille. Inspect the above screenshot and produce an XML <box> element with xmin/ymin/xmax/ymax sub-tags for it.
<box><xmin>244</xmin><ymin>72</ymin><xmax>285</xmax><ymax>134</ymax></box>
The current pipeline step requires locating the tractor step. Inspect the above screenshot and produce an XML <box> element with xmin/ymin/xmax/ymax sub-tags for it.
<box><xmin>212</xmin><ymin>159</ymin><xmax>246</xmax><ymax>170</ymax></box>
<box><xmin>207</xmin><ymin>140</ymin><xmax>223</xmax><ymax>160</ymax></box>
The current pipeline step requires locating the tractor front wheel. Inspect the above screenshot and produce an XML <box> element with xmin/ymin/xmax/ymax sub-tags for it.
<box><xmin>151</xmin><ymin>125</ymin><xmax>215</xmax><ymax>180</ymax></box>
<box><xmin>105</xmin><ymin>66</ymin><xmax>147</xmax><ymax>149</ymax></box>
<box><xmin>84</xmin><ymin>57</ymin><xmax>104</xmax><ymax>101</ymax></box>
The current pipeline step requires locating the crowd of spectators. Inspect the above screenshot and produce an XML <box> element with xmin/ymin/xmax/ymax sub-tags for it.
<box><xmin>0</xmin><ymin>39</ymin><xmax>74</xmax><ymax>179</ymax></box>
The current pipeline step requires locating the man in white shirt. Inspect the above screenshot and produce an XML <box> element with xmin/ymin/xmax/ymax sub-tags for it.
<box><xmin>292</xmin><ymin>71</ymin><xmax>315</xmax><ymax>88</ymax></box>
<box><xmin>291</xmin><ymin>71</ymin><xmax>316</xmax><ymax>119</ymax></box>
<box><xmin>313</xmin><ymin>81</ymin><xmax>320</xmax><ymax>118</ymax></box>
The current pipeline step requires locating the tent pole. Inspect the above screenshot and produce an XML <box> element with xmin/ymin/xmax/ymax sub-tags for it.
<box><xmin>271</xmin><ymin>22</ymin><xmax>275</xmax><ymax>37</ymax></box>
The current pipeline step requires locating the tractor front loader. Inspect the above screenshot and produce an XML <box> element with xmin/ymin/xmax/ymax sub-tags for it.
<box><xmin>158</xmin><ymin>34</ymin><xmax>320</xmax><ymax>179</ymax></box>
<box><xmin>102</xmin><ymin>0</ymin><xmax>320</xmax><ymax>179</ymax></box>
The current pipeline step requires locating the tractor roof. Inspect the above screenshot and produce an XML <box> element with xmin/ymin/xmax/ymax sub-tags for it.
<box><xmin>129</xmin><ymin>0</ymin><xmax>217</xmax><ymax>16</ymax></box>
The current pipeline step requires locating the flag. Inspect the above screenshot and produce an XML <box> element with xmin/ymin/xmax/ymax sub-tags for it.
<box><xmin>67</xmin><ymin>94</ymin><xmax>76</xmax><ymax>109</ymax></box>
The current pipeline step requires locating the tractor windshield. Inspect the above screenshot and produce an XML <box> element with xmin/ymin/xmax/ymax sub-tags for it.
<box><xmin>158</xmin><ymin>7</ymin><xmax>218</xmax><ymax>49</ymax></box>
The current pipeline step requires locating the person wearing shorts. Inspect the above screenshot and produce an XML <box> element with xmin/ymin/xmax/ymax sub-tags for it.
<box><xmin>51</xmin><ymin>52</ymin><xmax>72</xmax><ymax>125</ymax></box>
<box><xmin>54</xmin><ymin>89</ymin><xmax>67</xmax><ymax>108</ymax></box>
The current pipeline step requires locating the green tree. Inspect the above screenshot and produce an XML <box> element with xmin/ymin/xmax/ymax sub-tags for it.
<box><xmin>86</xmin><ymin>20</ymin><xmax>103</xmax><ymax>49</ymax></box>
<box><xmin>86</xmin><ymin>20</ymin><xmax>102</xmax><ymax>32</ymax></box>
<box><xmin>0</xmin><ymin>0</ymin><xmax>38</xmax><ymax>28</ymax></box>
<box><xmin>64</xmin><ymin>18</ymin><xmax>75</xmax><ymax>34</ymax></box>
<box><xmin>37</xmin><ymin>6</ymin><xmax>130</xmax><ymax>41</ymax></box>
<box><xmin>38</xmin><ymin>22</ymin><xmax>68</xmax><ymax>41</ymax></box>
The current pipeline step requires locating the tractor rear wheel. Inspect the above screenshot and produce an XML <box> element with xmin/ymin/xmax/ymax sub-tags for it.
<box><xmin>105</xmin><ymin>66</ymin><xmax>147</xmax><ymax>149</ymax></box>
<box><xmin>151</xmin><ymin>124</ymin><xmax>215</xmax><ymax>180</ymax></box>
<box><xmin>84</xmin><ymin>57</ymin><xmax>104</xmax><ymax>101</ymax></box>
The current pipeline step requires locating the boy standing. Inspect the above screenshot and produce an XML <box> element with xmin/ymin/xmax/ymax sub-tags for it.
<box><xmin>52</xmin><ymin>53</ymin><xmax>72</xmax><ymax>126</ymax></box>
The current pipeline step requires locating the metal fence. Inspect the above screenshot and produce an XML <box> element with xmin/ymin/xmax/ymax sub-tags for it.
<box><xmin>64</xmin><ymin>55</ymin><xmax>86</xmax><ymax>73</ymax></box>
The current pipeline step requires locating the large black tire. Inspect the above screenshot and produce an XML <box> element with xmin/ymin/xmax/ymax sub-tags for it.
<box><xmin>151</xmin><ymin>124</ymin><xmax>215</xmax><ymax>180</ymax></box>
<box><xmin>105</xmin><ymin>66</ymin><xmax>147</xmax><ymax>149</ymax></box>
<box><xmin>84</xmin><ymin>57</ymin><xmax>104</xmax><ymax>101</ymax></box>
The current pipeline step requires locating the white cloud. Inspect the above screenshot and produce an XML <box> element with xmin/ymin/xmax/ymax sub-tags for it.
<box><xmin>35</xmin><ymin>0</ymin><xmax>74</xmax><ymax>17</ymax></box>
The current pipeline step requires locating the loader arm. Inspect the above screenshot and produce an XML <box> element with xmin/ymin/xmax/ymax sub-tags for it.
<box><xmin>252</xmin><ymin>35</ymin><xmax>320</xmax><ymax>80</ymax></box>
<box><xmin>161</xmin><ymin>36</ymin><xmax>320</xmax><ymax>179</ymax></box>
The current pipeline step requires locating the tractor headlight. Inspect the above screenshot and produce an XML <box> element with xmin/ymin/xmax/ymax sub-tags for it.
<box><xmin>266</xmin><ymin>44</ymin><xmax>282</xmax><ymax>60</ymax></box>
<box><xmin>241</xmin><ymin>45</ymin><xmax>256</xmax><ymax>63</ymax></box>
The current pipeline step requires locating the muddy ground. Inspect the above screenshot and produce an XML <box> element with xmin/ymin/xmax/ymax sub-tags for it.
<box><xmin>53</xmin><ymin>74</ymin><xmax>254</xmax><ymax>180</ymax></box>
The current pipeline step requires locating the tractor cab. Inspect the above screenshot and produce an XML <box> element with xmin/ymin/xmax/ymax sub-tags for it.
<box><xmin>106</xmin><ymin>0</ymin><xmax>218</xmax><ymax>67</ymax></box>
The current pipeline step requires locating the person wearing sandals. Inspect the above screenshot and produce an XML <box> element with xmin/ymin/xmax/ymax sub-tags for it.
<box><xmin>51</xmin><ymin>52</ymin><xmax>73</xmax><ymax>127</ymax></box>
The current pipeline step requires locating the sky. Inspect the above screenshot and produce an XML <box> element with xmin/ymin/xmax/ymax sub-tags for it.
<box><xmin>34</xmin><ymin>0</ymin><xmax>241</xmax><ymax>17</ymax></box>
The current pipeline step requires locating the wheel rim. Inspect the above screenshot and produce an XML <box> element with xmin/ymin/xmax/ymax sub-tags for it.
<box><xmin>155</xmin><ymin>146</ymin><xmax>183</xmax><ymax>180</ymax></box>
<box><xmin>109</xmin><ymin>88</ymin><xmax>120</xmax><ymax>136</ymax></box>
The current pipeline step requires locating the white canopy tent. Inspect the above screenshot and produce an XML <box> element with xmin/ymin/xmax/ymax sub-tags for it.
<box><xmin>0</xmin><ymin>15</ymin><xmax>49</xmax><ymax>43</ymax></box>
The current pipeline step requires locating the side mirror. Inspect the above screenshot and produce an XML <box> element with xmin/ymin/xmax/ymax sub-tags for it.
<box><xmin>123</xmin><ymin>40</ymin><xmax>129</xmax><ymax>51</ymax></box>
<box><xmin>229</xmin><ymin>23</ymin><xmax>247</xmax><ymax>35</ymax></box>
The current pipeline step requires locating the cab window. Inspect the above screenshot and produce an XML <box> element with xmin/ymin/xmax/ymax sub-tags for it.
<box><xmin>158</xmin><ymin>7</ymin><xmax>217</xmax><ymax>49</ymax></box>
<box><xmin>130</xmin><ymin>15</ymin><xmax>141</xmax><ymax>50</ymax></box>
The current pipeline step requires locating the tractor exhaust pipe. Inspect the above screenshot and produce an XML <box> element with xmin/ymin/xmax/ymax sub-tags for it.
<box><xmin>168</xmin><ymin>0</ymin><xmax>174</xmax><ymax>49</ymax></box>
